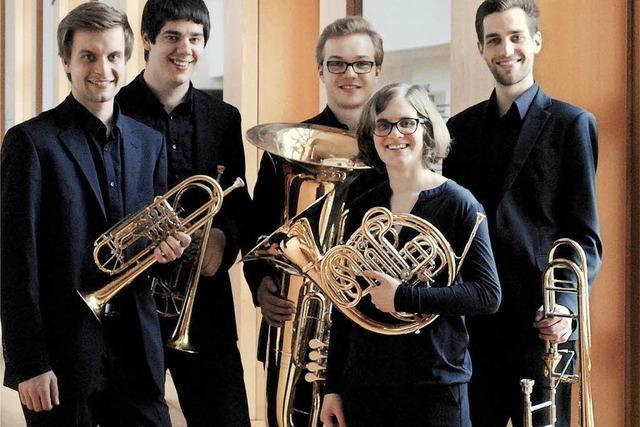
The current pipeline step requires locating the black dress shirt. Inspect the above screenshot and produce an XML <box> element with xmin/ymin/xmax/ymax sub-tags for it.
<box><xmin>133</xmin><ymin>72</ymin><xmax>196</xmax><ymax>188</ymax></box>
<box><xmin>69</xmin><ymin>95</ymin><xmax>124</xmax><ymax>226</ymax></box>
<box><xmin>478</xmin><ymin>83</ymin><xmax>538</xmax><ymax>233</ymax></box>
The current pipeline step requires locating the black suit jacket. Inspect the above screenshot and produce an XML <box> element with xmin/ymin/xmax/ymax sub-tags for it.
<box><xmin>1</xmin><ymin>96</ymin><xmax>168</xmax><ymax>395</ymax></box>
<box><xmin>443</xmin><ymin>86</ymin><xmax>602</xmax><ymax>344</ymax></box>
<box><xmin>117</xmin><ymin>75</ymin><xmax>252</xmax><ymax>347</ymax></box>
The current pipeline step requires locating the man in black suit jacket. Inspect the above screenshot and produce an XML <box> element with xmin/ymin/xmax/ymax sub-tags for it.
<box><xmin>116</xmin><ymin>1</ymin><xmax>252</xmax><ymax>425</ymax></box>
<box><xmin>442</xmin><ymin>1</ymin><xmax>602</xmax><ymax>426</ymax></box>
<box><xmin>242</xmin><ymin>16</ymin><xmax>385</xmax><ymax>427</ymax></box>
<box><xmin>1</xmin><ymin>3</ymin><xmax>190</xmax><ymax>426</ymax></box>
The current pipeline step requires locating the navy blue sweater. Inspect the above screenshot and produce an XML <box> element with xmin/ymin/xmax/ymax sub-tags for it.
<box><xmin>325</xmin><ymin>179</ymin><xmax>501</xmax><ymax>393</ymax></box>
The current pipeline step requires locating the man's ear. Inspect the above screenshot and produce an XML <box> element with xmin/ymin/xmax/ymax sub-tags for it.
<box><xmin>374</xmin><ymin>64</ymin><xmax>382</xmax><ymax>78</ymax></box>
<box><xmin>318</xmin><ymin>65</ymin><xmax>325</xmax><ymax>82</ymax></box>
<box><xmin>533</xmin><ymin>31</ymin><xmax>542</xmax><ymax>53</ymax></box>
<box><xmin>477</xmin><ymin>40</ymin><xmax>484</xmax><ymax>55</ymax></box>
<box><xmin>61</xmin><ymin>56</ymin><xmax>70</xmax><ymax>74</ymax></box>
<box><xmin>142</xmin><ymin>32</ymin><xmax>151</xmax><ymax>50</ymax></box>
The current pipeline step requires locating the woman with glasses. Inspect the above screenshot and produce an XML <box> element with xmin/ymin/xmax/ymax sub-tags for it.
<box><xmin>319</xmin><ymin>83</ymin><xmax>501</xmax><ymax>427</ymax></box>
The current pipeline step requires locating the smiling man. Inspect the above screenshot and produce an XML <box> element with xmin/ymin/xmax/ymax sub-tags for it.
<box><xmin>1</xmin><ymin>2</ymin><xmax>192</xmax><ymax>426</ymax></box>
<box><xmin>442</xmin><ymin>1</ymin><xmax>602</xmax><ymax>426</ymax></box>
<box><xmin>242</xmin><ymin>16</ymin><xmax>384</xmax><ymax>426</ymax></box>
<box><xmin>116</xmin><ymin>1</ymin><xmax>252</xmax><ymax>426</ymax></box>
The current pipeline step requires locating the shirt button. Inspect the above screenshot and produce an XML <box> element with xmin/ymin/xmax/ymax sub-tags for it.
<box><xmin>169</xmin><ymin>115</ymin><xmax>174</xmax><ymax>121</ymax></box>
<box><xmin>171</xmin><ymin>144</ymin><xmax>177</xmax><ymax>150</ymax></box>
<box><xmin>109</xmin><ymin>181</ymin><xmax>116</xmax><ymax>188</ymax></box>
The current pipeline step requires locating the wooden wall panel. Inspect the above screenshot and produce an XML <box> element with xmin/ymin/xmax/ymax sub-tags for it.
<box><xmin>257</xmin><ymin>0</ymin><xmax>320</xmax><ymax>124</ymax></box>
<box><xmin>451</xmin><ymin>0</ymin><xmax>493</xmax><ymax>114</ymax></box>
<box><xmin>628</xmin><ymin>1</ymin><xmax>639</xmax><ymax>425</ymax></box>
<box><xmin>535</xmin><ymin>2</ymin><xmax>628</xmax><ymax>425</ymax></box>
<box><xmin>451</xmin><ymin>0</ymin><xmax>632</xmax><ymax>425</ymax></box>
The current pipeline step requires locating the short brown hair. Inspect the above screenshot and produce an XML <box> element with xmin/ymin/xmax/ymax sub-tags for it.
<box><xmin>315</xmin><ymin>16</ymin><xmax>384</xmax><ymax>67</ymax></box>
<box><xmin>357</xmin><ymin>83</ymin><xmax>450</xmax><ymax>172</ymax></box>
<box><xmin>475</xmin><ymin>0</ymin><xmax>539</xmax><ymax>42</ymax></box>
<box><xmin>57</xmin><ymin>2</ymin><xmax>134</xmax><ymax>62</ymax></box>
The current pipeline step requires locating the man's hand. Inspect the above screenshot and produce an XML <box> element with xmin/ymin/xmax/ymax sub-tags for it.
<box><xmin>201</xmin><ymin>228</ymin><xmax>226</xmax><ymax>277</ymax></box>
<box><xmin>364</xmin><ymin>270</ymin><xmax>401</xmax><ymax>313</ymax></box>
<box><xmin>18</xmin><ymin>370</ymin><xmax>59</xmax><ymax>412</ymax></box>
<box><xmin>320</xmin><ymin>393</ymin><xmax>347</xmax><ymax>427</ymax></box>
<box><xmin>534</xmin><ymin>304</ymin><xmax>573</xmax><ymax>343</ymax></box>
<box><xmin>154</xmin><ymin>231</ymin><xmax>191</xmax><ymax>263</ymax></box>
<box><xmin>257</xmin><ymin>276</ymin><xmax>295</xmax><ymax>327</ymax></box>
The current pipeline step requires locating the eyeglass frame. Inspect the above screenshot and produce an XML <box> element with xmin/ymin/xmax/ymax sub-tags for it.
<box><xmin>373</xmin><ymin>117</ymin><xmax>428</xmax><ymax>137</ymax></box>
<box><xmin>324</xmin><ymin>60</ymin><xmax>376</xmax><ymax>74</ymax></box>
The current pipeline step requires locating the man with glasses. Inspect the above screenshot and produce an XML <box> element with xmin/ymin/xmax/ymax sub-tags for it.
<box><xmin>243</xmin><ymin>16</ymin><xmax>384</xmax><ymax>426</ymax></box>
<box><xmin>246</xmin><ymin>14</ymin><xmax>383</xmax><ymax>339</ymax></box>
<box><xmin>442</xmin><ymin>1</ymin><xmax>602</xmax><ymax>425</ymax></box>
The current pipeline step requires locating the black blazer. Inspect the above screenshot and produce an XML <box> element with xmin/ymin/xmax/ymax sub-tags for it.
<box><xmin>443</xmin><ymin>86</ymin><xmax>602</xmax><ymax>339</ymax></box>
<box><xmin>1</xmin><ymin>96</ymin><xmax>168</xmax><ymax>395</ymax></box>
<box><xmin>117</xmin><ymin>75</ymin><xmax>252</xmax><ymax>347</ymax></box>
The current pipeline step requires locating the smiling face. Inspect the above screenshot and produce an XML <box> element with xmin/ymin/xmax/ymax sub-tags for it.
<box><xmin>319</xmin><ymin>33</ymin><xmax>380</xmax><ymax>112</ymax></box>
<box><xmin>63</xmin><ymin>26</ymin><xmax>126</xmax><ymax>113</ymax></box>
<box><xmin>478</xmin><ymin>7</ymin><xmax>541</xmax><ymax>90</ymax></box>
<box><xmin>373</xmin><ymin>96</ymin><xmax>426</xmax><ymax>174</ymax></box>
<box><xmin>143</xmin><ymin>19</ymin><xmax>205</xmax><ymax>89</ymax></box>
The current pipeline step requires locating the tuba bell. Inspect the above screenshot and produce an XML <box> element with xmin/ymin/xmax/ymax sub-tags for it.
<box><xmin>245</xmin><ymin>123</ymin><xmax>368</xmax><ymax>427</ymax></box>
<box><xmin>245</xmin><ymin>197</ymin><xmax>486</xmax><ymax>335</ymax></box>
<box><xmin>79</xmin><ymin>174</ymin><xmax>245</xmax><ymax>354</ymax></box>
<box><xmin>520</xmin><ymin>238</ymin><xmax>594</xmax><ymax>427</ymax></box>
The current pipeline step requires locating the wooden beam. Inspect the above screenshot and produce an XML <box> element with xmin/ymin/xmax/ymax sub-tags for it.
<box><xmin>346</xmin><ymin>0</ymin><xmax>362</xmax><ymax>16</ymax></box>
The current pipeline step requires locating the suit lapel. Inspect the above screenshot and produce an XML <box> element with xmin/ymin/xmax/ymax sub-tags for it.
<box><xmin>501</xmin><ymin>89</ymin><xmax>552</xmax><ymax>193</ymax></box>
<box><xmin>119</xmin><ymin>117</ymin><xmax>143</xmax><ymax>215</ymax></box>
<box><xmin>193</xmin><ymin>92</ymin><xmax>216</xmax><ymax>174</ymax></box>
<box><xmin>58</xmin><ymin>126</ymin><xmax>107</xmax><ymax>221</ymax></box>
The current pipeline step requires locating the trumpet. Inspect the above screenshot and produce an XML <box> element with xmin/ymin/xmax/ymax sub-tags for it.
<box><xmin>520</xmin><ymin>238</ymin><xmax>594</xmax><ymax>427</ymax></box>
<box><xmin>245</xmin><ymin>195</ymin><xmax>486</xmax><ymax>335</ymax></box>
<box><xmin>79</xmin><ymin>175</ymin><xmax>245</xmax><ymax>340</ymax></box>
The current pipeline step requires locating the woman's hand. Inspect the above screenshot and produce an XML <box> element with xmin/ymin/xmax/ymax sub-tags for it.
<box><xmin>320</xmin><ymin>393</ymin><xmax>347</xmax><ymax>427</ymax></box>
<box><xmin>364</xmin><ymin>270</ymin><xmax>401</xmax><ymax>313</ymax></box>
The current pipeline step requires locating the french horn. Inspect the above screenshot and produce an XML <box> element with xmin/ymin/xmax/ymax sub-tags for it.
<box><xmin>245</xmin><ymin>194</ymin><xmax>486</xmax><ymax>335</ymax></box>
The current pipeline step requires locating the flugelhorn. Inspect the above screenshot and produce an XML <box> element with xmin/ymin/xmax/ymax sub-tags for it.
<box><xmin>520</xmin><ymin>238</ymin><xmax>593</xmax><ymax>427</ymax></box>
<box><xmin>79</xmin><ymin>175</ymin><xmax>245</xmax><ymax>331</ymax></box>
<box><xmin>245</xmin><ymin>194</ymin><xmax>485</xmax><ymax>335</ymax></box>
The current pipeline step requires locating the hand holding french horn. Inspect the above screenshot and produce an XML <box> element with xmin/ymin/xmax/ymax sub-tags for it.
<box><xmin>364</xmin><ymin>270</ymin><xmax>401</xmax><ymax>313</ymax></box>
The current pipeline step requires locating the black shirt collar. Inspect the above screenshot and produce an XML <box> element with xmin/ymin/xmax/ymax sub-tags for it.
<box><xmin>137</xmin><ymin>71</ymin><xmax>195</xmax><ymax>115</ymax></box>
<box><xmin>488</xmin><ymin>82</ymin><xmax>539</xmax><ymax>121</ymax></box>
<box><xmin>67</xmin><ymin>94</ymin><xmax>122</xmax><ymax>140</ymax></box>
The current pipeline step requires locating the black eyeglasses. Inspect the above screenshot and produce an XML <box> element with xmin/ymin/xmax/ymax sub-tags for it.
<box><xmin>373</xmin><ymin>118</ymin><xmax>426</xmax><ymax>137</ymax></box>
<box><xmin>325</xmin><ymin>60</ymin><xmax>375</xmax><ymax>74</ymax></box>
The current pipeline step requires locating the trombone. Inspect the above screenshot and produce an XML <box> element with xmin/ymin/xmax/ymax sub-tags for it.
<box><xmin>79</xmin><ymin>175</ymin><xmax>245</xmax><ymax>352</ymax></box>
<box><xmin>520</xmin><ymin>238</ymin><xmax>594</xmax><ymax>427</ymax></box>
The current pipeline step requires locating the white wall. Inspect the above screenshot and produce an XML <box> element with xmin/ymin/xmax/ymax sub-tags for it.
<box><xmin>192</xmin><ymin>0</ymin><xmax>225</xmax><ymax>90</ymax></box>
<box><xmin>363</xmin><ymin>0</ymin><xmax>451</xmax><ymax>50</ymax></box>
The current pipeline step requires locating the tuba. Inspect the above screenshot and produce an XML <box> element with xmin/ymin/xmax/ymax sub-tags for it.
<box><xmin>520</xmin><ymin>238</ymin><xmax>594</xmax><ymax>427</ymax></box>
<box><xmin>79</xmin><ymin>174</ymin><xmax>244</xmax><ymax>353</ymax></box>
<box><xmin>246</xmin><ymin>198</ymin><xmax>486</xmax><ymax>335</ymax></box>
<box><xmin>245</xmin><ymin>123</ymin><xmax>368</xmax><ymax>427</ymax></box>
